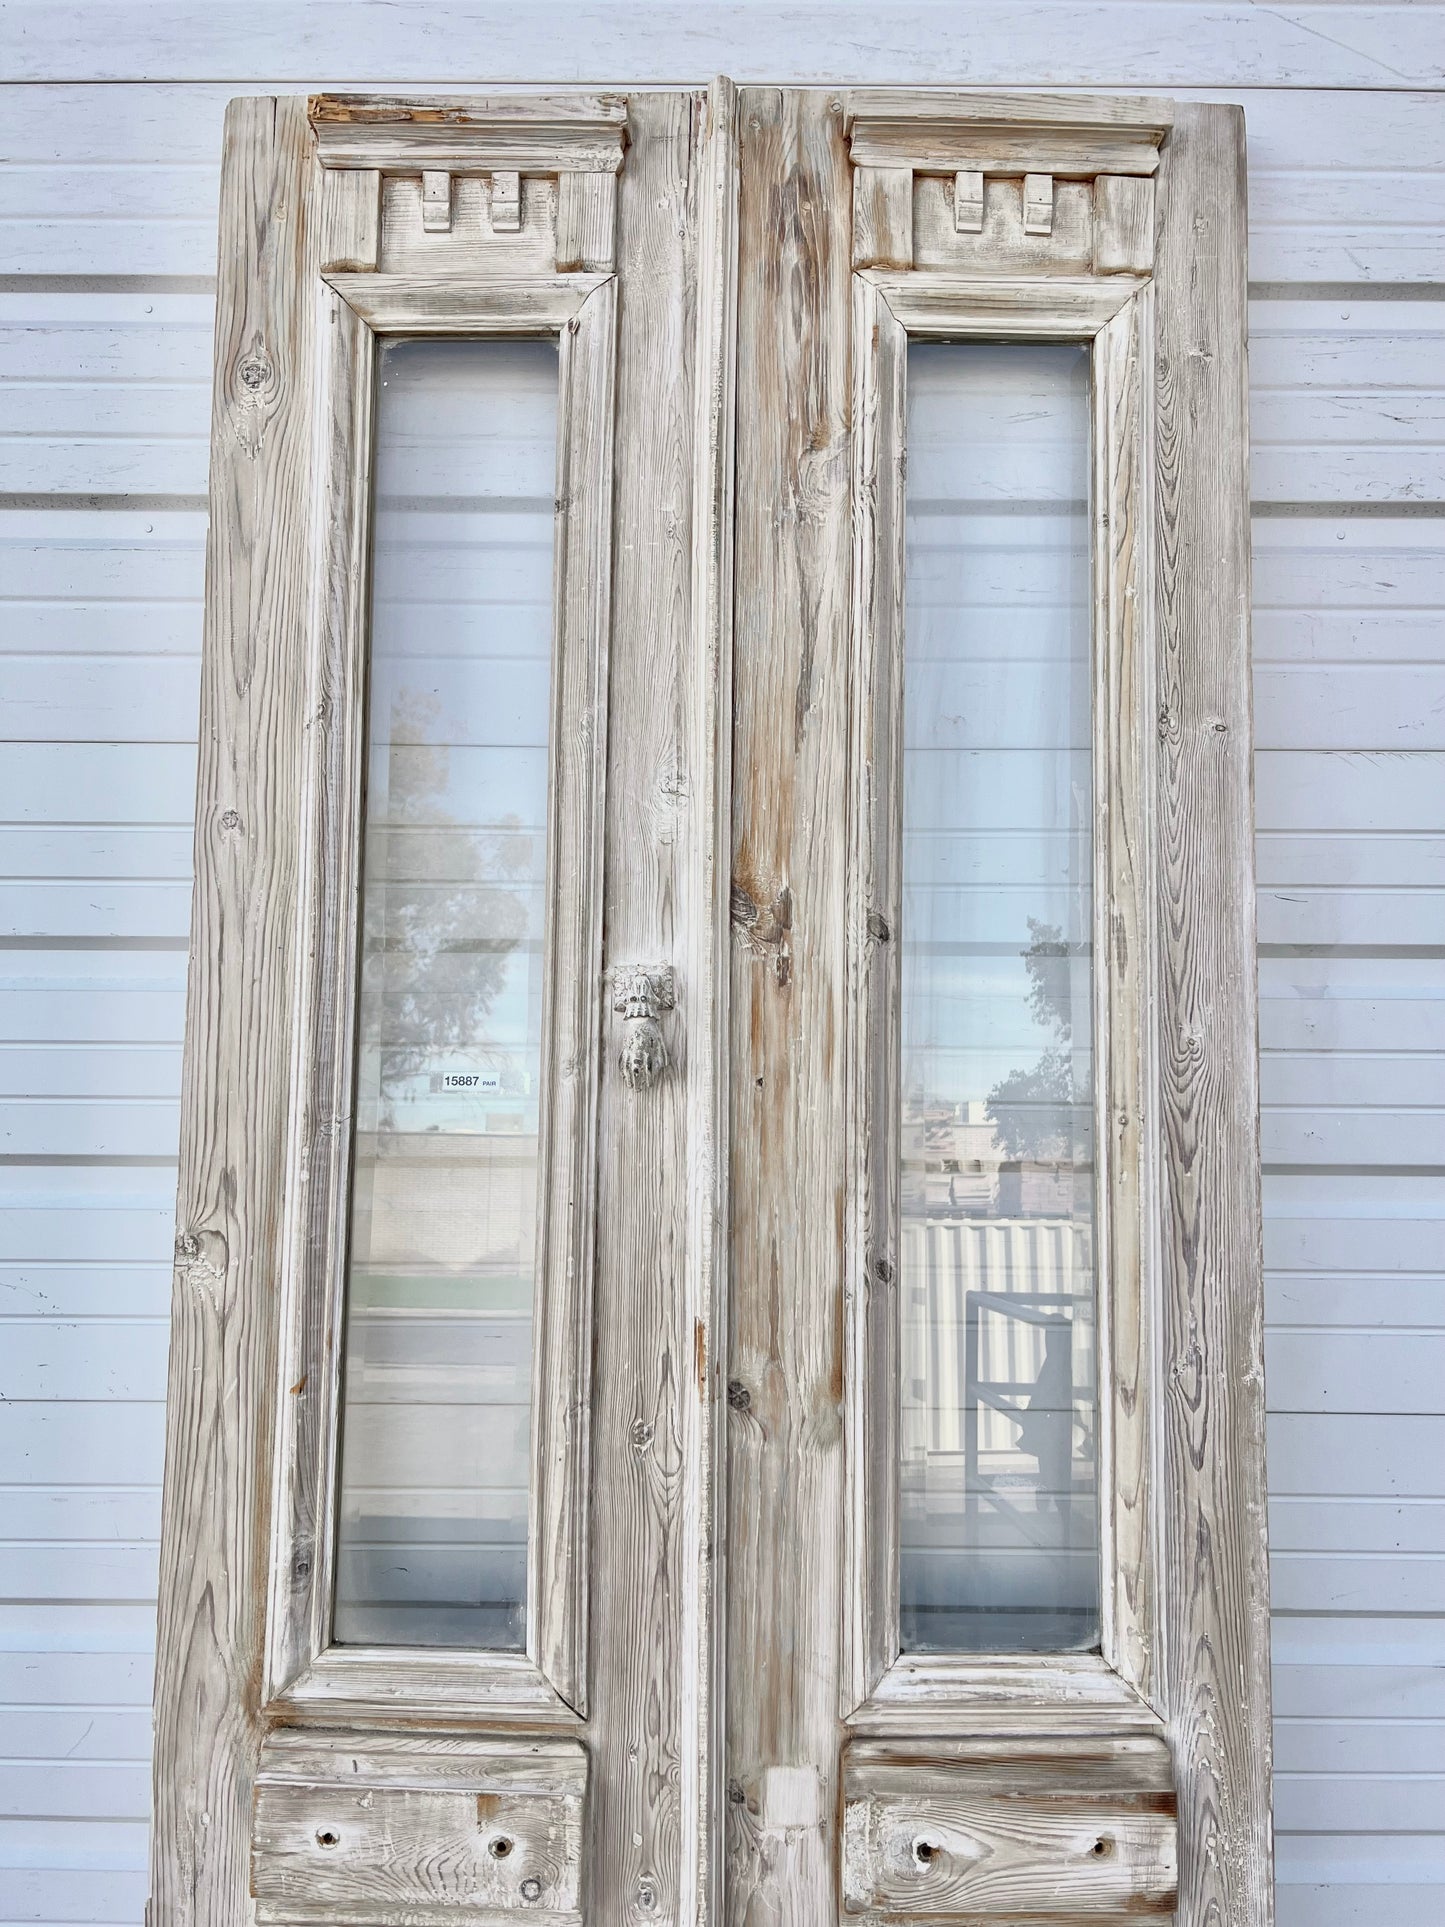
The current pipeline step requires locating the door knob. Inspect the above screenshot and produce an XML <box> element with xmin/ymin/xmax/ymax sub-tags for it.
<box><xmin>611</xmin><ymin>964</ymin><xmax>676</xmax><ymax>1090</ymax></box>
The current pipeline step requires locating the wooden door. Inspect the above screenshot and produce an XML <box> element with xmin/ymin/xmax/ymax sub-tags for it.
<box><xmin>152</xmin><ymin>81</ymin><xmax>1270</xmax><ymax>1927</ymax></box>
<box><xmin>719</xmin><ymin>88</ymin><xmax>1271</xmax><ymax>1927</ymax></box>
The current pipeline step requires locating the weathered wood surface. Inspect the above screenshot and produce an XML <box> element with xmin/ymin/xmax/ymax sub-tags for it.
<box><xmin>842</xmin><ymin>1736</ymin><xmax>1178</xmax><ymax>1921</ymax></box>
<box><xmin>252</xmin><ymin>1731</ymin><xmax>586</xmax><ymax>1924</ymax></box>
<box><xmin>584</xmin><ymin>89</ymin><xmax>722</xmax><ymax>1927</ymax></box>
<box><xmin>725</xmin><ymin>87</ymin><xmax>853</xmax><ymax>1925</ymax></box>
<box><xmin>852</xmin><ymin>165</ymin><xmax>913</xmax><ymax>269</ymax></box>
<box><xmin>263</xmin><ymin>163</ymin><xmax>378</xmax><ymax>1706</ymax></box>
<box><xmin>309</xmin><ymin>91</ymin><xmax>628</xmax><ymax>174</ymax></box>
<box><xmin>323</xmin><ymin>271</ymin><xmax>605</xmax><ymax>333</ymax></box>
<box><xmin>280</xmin><ymin>1647</ymin><xmax>583</xmax><ymax>1726</ymax></box>
<box><xmin>849</xmin><ymin>1653</ymin><xmax>1166</xmax><ymax>1736</ymax></box>
<box><xmin>913</xmin><ymin>174</ymin><xmax>1096</xmax><ymax>276</ymax></box>
<box><xmin>149</xmin><ymin>94</ymin><xmax>320</xmax><ymax>1927</ymax></box>
<box><xmin>1093</xmin><ymin>287</ymin><xmax>1159</xmax><ymax>1707</ymax></box>
<box><xmin>680</xmin><ymin>74</ymin><xmax>740</xmax><ymax>1927</ymax></box>
<box><xmin>1094</xmin><ymin>175</ymin><xmax>1156</xmax><ymax>274</ymax></box>
<box><xmin>529</xmin><ymin>270</ymin><xmax>616</xmax><ymax>1713</ymax></box>
<box><xmin>864</xmin><ymin>270</ymin><xmax>1142</xmax><ymax>336</ymax></box>
<box><xmin>842</xmin><ymin>271</ymin><xmax>907</xmax><ymax>1713</ymax></box>
<box><xmin>379</xmin><ymin>174</ymin><xmax>560</xmax><ymax>277</ymax></box>
<box><xmin>1152</xmin><ymin>102</ymin><xmax>1275</xmax><ymax>1927</ymax></box>
<box><xmin>845</xmin><ymin>91</ymin><xmax>1169</xmax><ymax>179</ymax></box>
<box><xmin>555</xmin><ymin>170</ymin><xmax>617</xmax><ymax>273</ymax></box>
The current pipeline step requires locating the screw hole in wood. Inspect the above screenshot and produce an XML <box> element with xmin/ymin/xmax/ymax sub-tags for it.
<box><xmin>1091</xmin><ymin>1835</ymin><xmax>1115</xmax><ymax>1858</ymax></box>
<box><xmin>913</xmin><ymin>1838</ymin><xmax>939</xmax><ymax>1868</ymax></box>
<box><xmin>314</xmin><ymin>1826</ymin><xmax>340</xmax><ymax>1849</ymax></box>
<box><xmin>489</xmin><ymin>1835</ymin><xmax>514</xmax><ymax>1859</ymax></box>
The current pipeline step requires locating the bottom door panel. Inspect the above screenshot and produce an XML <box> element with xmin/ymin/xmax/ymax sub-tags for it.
<box><xmin>252</xmin><ymin>1731</ymin><xmax>587</xmax><ymax>1925</ymax></box>
<box><xmin>841</xmin><ymin>1736</ymin><xmax>1177</xmax><ymax>1921</ymax></box>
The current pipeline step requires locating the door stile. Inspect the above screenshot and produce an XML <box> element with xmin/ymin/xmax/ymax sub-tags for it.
<box><xmin>681</xmin><ymin>75</ymin><xmax>741</xmax><ymax>1927</ymax></box>
<box><xmin>725</xmin><ymin>89</ymin><xmax>855</xmax><ymax>1924</ymax></box>
<box><xmin>585</xmin><ymin>86</ymin><xmax>737</xmax><ymax>1927</ymax></box>
<box><xmin>1152</xmin><ymin>103</ymin><xmax>1274</xmax><ymax>1927</ymax></box>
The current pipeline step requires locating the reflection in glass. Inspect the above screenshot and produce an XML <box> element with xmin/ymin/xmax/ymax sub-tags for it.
<box><xmin>333</xmin><ymin>339</ymin><xmax>559</xmax><ymax>1649</ymax></box>
<box><xmin>898</xmin><ymin>342</ymin><xmax>1099</xmax><ymax>1654</ymax></box>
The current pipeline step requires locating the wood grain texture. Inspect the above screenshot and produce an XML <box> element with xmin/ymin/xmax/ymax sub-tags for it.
<box><xmin>585</xmin><ymin>90</ymin><xmax>716</xmax><ymax>1927</ymax></box>
<box><xmin>1152</xmin><ymin>102</ymin><xmax>1275</xmax><ymax>1927</ymax></box>
<box><xmin>913</xmin><ymin>174</ymin><xmax>1095</xmax><ymax>277</ymax></box>
<box><xmin>852</xmin><ymin>166</ymin><xmax>913</xmax><ymax>269</ymax></box>
<box><xmin>679</xmin><ymin>74</ymin><xmax>740</xmax><ymax>1927</ymax></box>
<box><xmin>280</xmin><ymin>1647</ymin><xmax>582</xmax><ymax>1726</ymax></box>
<box><xmin>379</xmin><ymin>174</ymin><xmax>560</xmax><ymax>278</ymax></box>
<box><xmin>323</xmin><ymin>272</ymin><xmax>604</xmax><ymax>333</ymax></box>
<box><xmin>263</xmin><ymin>164</ymin><xmax>377</xmax><ymax>1707</ymax></box>
<box><xmin>530</xmin><ymin>271</ymin><xmax>616</xmax><ymax>1714</ymax></box>
<box><xmin>149</xmin><ymin>94</ymin><xmax>320</xmax><ymax>1927</ymax></box>
<box><xmin>1093</xmin><ymin>289</ymin><xmax>1160</xmax><ymax>1708</ymax></box>
<box><xmin>842</xmin><ymin>1735</ymin><xmax>1177</xmax><ymax>1921</ymax></box>
<box><xmin>844</xmin><ymin>90</ymin><xmax>1169</xmax><ymax>179</ymax></box>
<box><xmin>554</xmin><ymin>171</ymin><xmax>617</xmax><ymax>273</ymax></box>
<box><xmin>863</xmin><ymin>271</ymin><xmax>1142</xmax><ymax>337</ymax></box>
<box><xmin>252</xmin><ymin>1729</ymin><xmax>586</xmax><ymax>1925</ymax></box>
<box><xmin>309</xmin><ymin>91</ymin><xmax>628</xmax><ymax>174</ymax></box>
<box><xmin>1094</xmin><ymin>176</ymin><xmax>1156</xmax><ymax>275</ymax></box>
<box><xmin>848</xmin><ymin>1652</ymin><xmax>1166</xmax><ymax>1738</ymax></box>
<box><xmin>725</xmin><ymin>87</ymin><xmax>853</xmax><ymax>1926</ymax></box>
<box><xmin>842</xmin><ymin>274</ymin><xmax>906</xmax><ymax>1712</ymax></box>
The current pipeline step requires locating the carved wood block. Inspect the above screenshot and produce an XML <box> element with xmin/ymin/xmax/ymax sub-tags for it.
<box><xmin>841</xmin><ymin>1736</ymin><xmax>1177</xmax><ymax>1920</ymax></box>
<box><xmin>1095</xmin><ymin>174</ymin><xmax>1156</xmax><ymax>274</ymax></box>
<box><xmin>555</xmin><ymin>170</ymin><xmax>617</xmax><ymax>271</ymax></box>
<box><xmin>252</xmin><ymin>1730</ymin><xmax>587</xmax><ymax>1924</ymax></box>
<box><xmin>953</xmin><ymin>169</ymin><xmax>984</xmax><ymax>233</ymax></box>
<box><xmin>490</xmin><ymin>169</ymin><xmax>523</xmax><ymax>231</ymax></box>
<box><xmin>1022</xmin><ymin>172</ymin><xmax>1055</xmax><ymax>235</ymax></box>
<box><xmin>853</xmin><ymin>164</ymin><xmax>914</xmax><ymax>268</ymax></box>
<box><xmin>421</xmin><ymin>169</ymin><xmax>452</xmax><ymax>231</ymax></box>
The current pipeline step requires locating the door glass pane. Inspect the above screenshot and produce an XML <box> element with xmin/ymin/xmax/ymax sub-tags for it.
<box><xmin>333</xmin><ymin>338</ymin><xmax>559</xmax><ymax>1649</ymax></box>
<box><xmin>899</xmin><ymin>341</ymin><xmax>1098</xmax><ymax>1654</ymax></box>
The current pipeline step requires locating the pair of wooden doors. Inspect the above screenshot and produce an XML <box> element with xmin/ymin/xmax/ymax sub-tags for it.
<box><xmin>151</xmin><ymin>82</ymin><xmax>1271</xmax><ymax>1927</ymax></box>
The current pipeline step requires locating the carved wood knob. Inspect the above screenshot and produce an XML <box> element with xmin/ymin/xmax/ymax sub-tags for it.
<box><xmin>611</xmin><ymin>965</ymin><xmax>676</xmax><ymax>1091</ymax></box>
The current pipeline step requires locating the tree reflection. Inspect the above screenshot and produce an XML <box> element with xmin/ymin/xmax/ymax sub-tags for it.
<box><xmin>985</xmin><ymin>917</ymin><xmax>1085</xmax><ymax>1164</ymax></box>
<box><xmin>364</xmin><ymin>688</ymin><xmax>535</xmax><ymax>1130</ymax></box>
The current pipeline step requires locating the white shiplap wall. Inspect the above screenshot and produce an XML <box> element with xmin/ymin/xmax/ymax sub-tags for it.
<box><xmin>1</xmin><ymin>7</ymin><xmax>1441</xmax><ymax>1923</ymax></box>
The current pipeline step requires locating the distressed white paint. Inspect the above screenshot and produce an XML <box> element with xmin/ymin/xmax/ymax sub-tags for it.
<box><xmin>0</xmin><ymin>6</ymin><xmax>1442</xmax><ymax>1924</ymax></box>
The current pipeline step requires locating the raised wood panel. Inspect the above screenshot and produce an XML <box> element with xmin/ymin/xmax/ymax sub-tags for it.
<box><xmin>251</xmin><ymin>1732</ymin><xmax>587</xmax><ymax>1926</ymax></box>
<box><xmin>841</xmin><ymin>1736</ymin><xmax>1177</xmax><ymax>1921</ymax></box>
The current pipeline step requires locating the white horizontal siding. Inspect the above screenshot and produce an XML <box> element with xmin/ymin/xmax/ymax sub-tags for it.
<box><xmin>0</xmin><ymin>11</ymin><xmax>1442</xmax><ymax>1921</ymax></box>
<box><xmin>3</xmin><ymin>2</ymin><xmax>1444</xmax><ymax>88</ymax></box>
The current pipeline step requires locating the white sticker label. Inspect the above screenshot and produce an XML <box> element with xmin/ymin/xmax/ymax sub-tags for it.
<box><xmin>441</xmin><ymin>1071</ymin><xmax>502</xmax><ymax>1093</ymax></box>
